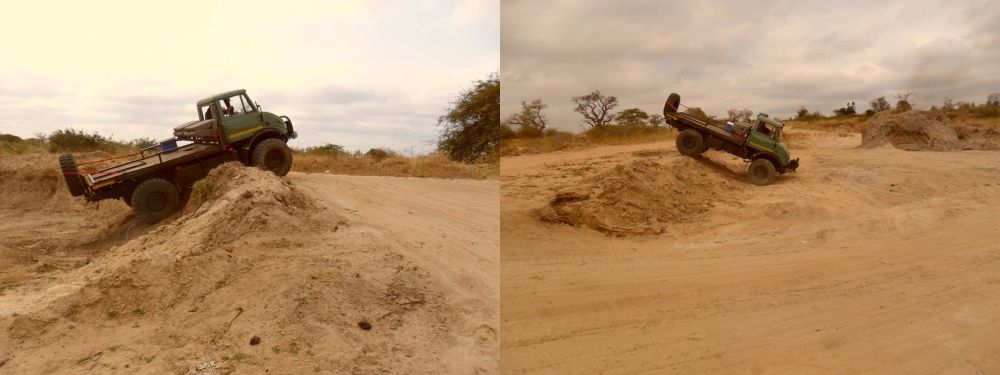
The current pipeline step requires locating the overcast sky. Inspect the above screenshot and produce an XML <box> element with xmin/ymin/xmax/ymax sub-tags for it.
<box><xmin>0</xmin><ymin>0</ymin><xmax>498</xmax><ymax>153</ymax></box>
<box><xmin>501</xmin><ymin>0</ymin><xmax>1000</xmax><ymax>130</ymax></box>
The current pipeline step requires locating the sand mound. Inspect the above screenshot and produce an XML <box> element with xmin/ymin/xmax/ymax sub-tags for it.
<box><xmin>538</xmin><ymin>158</ymin><xmax>742</xmax><ymax>236</ymax></box>
<box><xmin>0</xmin><ymin>162</ymin><xmax>475</xmax><ymax>373</ymax></box>
<box><xmin>860</xmin><ymin>111</ymin><xmax>961</xmax><ymax>150</ymax></box>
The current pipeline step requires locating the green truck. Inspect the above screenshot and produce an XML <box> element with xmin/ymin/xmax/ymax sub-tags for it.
<box><xmin>59</xmin><ymin>89</ymin><xmax>297</xmax><ymax>223</ymax></box>
<box><xmin>662</xmin><ymin>93</ymin><xmax>799</xmax><ymax>185</ymax></box>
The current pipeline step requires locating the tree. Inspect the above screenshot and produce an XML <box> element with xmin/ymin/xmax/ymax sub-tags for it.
<box><xmin>833</xmin><ymin>101</ymin><xmax>856</xmax><ymax>116</ymax></box>
<box><xmin>987</xmin><ymin>93</ymin><xmax>1000</xmax><ymax>107</ymax></box>
<box><xmin>726</xmin><ymin>108</ymin><xmax>754</xmax><ymax>122</ymax></box>
<box><xmin>437</xmin><ymin>73</ymin><xmax>500</xmax><ymax>163</ymax></box>
<box><xmin>648</xmin><ymin>114</ymin><xmax>665</xmax><ymax>127</ymax></box>
<box><xmin>572</xmin><ymin>90</ymin><xmax>618</xmax><ymax>127</ymax></box>
<box><xmin>505</xmin><ymin>99</ymin><xmax>548</xmax><ymax>137</ymax></box>
<box><xmin>684</xmin><ymin>106</ymin><xmax>711</xmax><ymax>120</ymax></box>
<box><xmin>895</xmin><ymin>92</ymin><xmax>913</xmax><ymax>111</ymax></box>
<box><xmin>942</xmin><ymin>97</ymin><xmax>955</xmax><ymax>112</ymax></box>
<box><xmin>796</xmin><ymin>106</ymin><xmax>810</xmax><ymax>120</ymax></box>
<box><xmin>869</xmin><ymin>96</ymin><xmax>891</xmax><ymax>113</ymax></box>
<box><xmin>613</xmin><ymin>108</ymin><xmax>650</xmax><ymax>127</ymax></box>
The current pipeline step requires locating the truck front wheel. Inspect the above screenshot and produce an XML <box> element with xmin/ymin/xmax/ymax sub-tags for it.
<box><xmin>131</xmin><ymin>178</ymin><xmax>180</xmax><ymax>224</ymax></box>
<box><xmin>747</xmin><ymin>159</ymin><xmax>777</xmax><ymax>186</ymax></box>
<box><xmin>676</xmin><ymin>129</ymin><xmax>705</xmax><ymax>156</ymax></box>
<box><xmin>252</xmin><ymin>138</ymin><xmax>293</xmax><ymax>177</ymax></box>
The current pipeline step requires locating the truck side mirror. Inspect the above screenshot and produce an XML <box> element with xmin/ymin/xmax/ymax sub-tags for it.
<box><xmin>256</xmin><ymin>101</ymin><xmax>261</xmax><ymax>111</ymax></box>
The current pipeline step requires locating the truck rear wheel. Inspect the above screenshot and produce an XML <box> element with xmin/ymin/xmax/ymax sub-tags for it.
<box><xmin>676</xmin><ymin>129</ymin><xmax>705</xmax><ymax>156</ymax></box>
<box><xmin>252</xmin><ymin>138</ymin><xmax>293</xmax><ymax>177</ymax></box>
<box><xmin>131</xmin><ymin>178</ymin><xmax>180</xmax><ymax>224</ymax></box>
<box><xmin>748</xmin><ymin>159</ymin><xmax>777</xmax><ymax>186</ymax></box>
<box><xmin>59</xmin><ymin>154</ymin><xmax>86</xmax><ymax>197</ymax></box>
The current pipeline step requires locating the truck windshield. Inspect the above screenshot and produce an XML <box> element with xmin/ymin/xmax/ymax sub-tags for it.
<box><xmin>758</xmin><ymin>123</ymin><xmax>780</xmax><ymax>141</ymax></box>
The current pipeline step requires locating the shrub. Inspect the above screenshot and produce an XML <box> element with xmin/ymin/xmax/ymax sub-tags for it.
<box><xmin>48</xmin><ymin>128</ymin><xmax>116</xmax><ymax>152</ymax></box>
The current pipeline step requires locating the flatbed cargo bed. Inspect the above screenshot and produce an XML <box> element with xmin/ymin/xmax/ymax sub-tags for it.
<box><xmin>88</xmin><ymin>143</ymin><xmax>223</xmax><ymax>185</ymax></box>
<box><xmin>665</xmin><ymin>111</ymin><xmax>747</xmax><ymax>145</ymax></box>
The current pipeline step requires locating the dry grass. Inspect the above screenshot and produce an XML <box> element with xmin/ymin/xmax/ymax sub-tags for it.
<box><xmin>500</xmin><ymin>128</ymin><xmax>675</xmax><ymax>156</ymax></box>
<box><xmin>293</xmin><ymin>152</ymin><xmax>497</xmax><ymax>179</ymax></box>
<box><xmin>784</xmin><ymin>116</ymin><xmax>867</xmax><ymax>132</ymax></box>
<box><xmin>1</xmin><ymin>136</ymin><xmax>495</xmax><ymax>180</ymax></box>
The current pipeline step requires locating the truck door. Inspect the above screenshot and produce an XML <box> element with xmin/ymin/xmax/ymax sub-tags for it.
<box><xmin>746</xmin><ymin>120</ymin><xmax>777</xmax><ymax>153</ymax></box>
<box><xmin>219</xmin><ymin>94</ymin><xmax>263</xmax><ymax>144</ymax></box>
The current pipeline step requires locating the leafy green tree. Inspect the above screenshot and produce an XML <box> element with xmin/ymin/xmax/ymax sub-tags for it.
<box><xmin>869</xmin><ymin>96</ymin><xmax>891</xmax><ymax>113</ymax></box>
<box><xmin>437</xmin><ymin>73</ymin><xmax>500</xmax><ymax>163</ymax></box>
<box><xmin>304</xmin><ymin>143</ymin><xmax>347</xmax><ymax>156</ymax></box>
<box><xmin>833</xmin><ymin>101</ymin><xmax>856</xmax><ymax>116</ymax></box>
<box><xmin>614</xmin><ymin>108</ymin><xmax>650</xmax><ymax>127</ymax></box>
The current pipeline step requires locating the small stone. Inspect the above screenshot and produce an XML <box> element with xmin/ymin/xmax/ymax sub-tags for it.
<box><xmin>250</xmin><ymin>336</ymin><xmax>261</xmax><ymax>345</ymax></box>
<box><xmin>358</xmin><ymin>320</ymin><xmax>372</xmax><ymax>330</ymax></box>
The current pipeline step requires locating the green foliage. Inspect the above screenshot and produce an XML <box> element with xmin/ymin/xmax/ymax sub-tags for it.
<box><xmin>499</xmin><ymin>123</ymin><xmax>517</xmax><ymax>140</ymax></box>
<box><xmin>869</xmin><ymin>96</ymin><xmax>891</xmax><ymax>113</ymax></box>
<box><xmin>129</xmin><ymin>137</ymin><xmax>157</xmax><ymax>150</ymax></box>
<box><xmin>833</xmin><ymin>101</ymin><xmax>856</xmax><ymax>116</ymax></box>
<box><xmin>683</xmin><ymin>106</ymin><xmax>712</xmax><ymax>120</ymax></box>
<box><xmin>48</xmin><ymin>128</ymin><xmax>115</xmax><ymax>152</ymax></box>
<box><xmin>192</xmin><ymin>180</ymin><xmax>220</xmax><ymax>201</ymax></box>
<box><xmin>796</xmin><ymin>106</ymin><xmax>810</xmax><ymax>119</ymax></box>
<box><xmin>613</xmin><ymin>108</ymin><xmax>650</xmax><ymax>127</ymax></box>
<box><xmin>303</xmin><ymin>143</ymin><xmax>347</xmax><ymax>156</ymax></box>
<box><xmin>437</xmin><ymin>73</ymin><xmax>500</xmax><ymax>163</ymax></box>
<box><xmin>0</xmin><ymin>133</ymin><xmax>23</xmax><ymax>143</ymax></box>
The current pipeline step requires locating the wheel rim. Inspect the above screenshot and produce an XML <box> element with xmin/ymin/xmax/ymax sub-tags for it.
<box><xmin>682</xmin><ymin>137</ymin><xmax>695</xmax><ymax>149</ymax></box>
<box><xmin>265</xmin><ymin>150</ymin><xmax>284</xmax><ymax>170</ymax></box>
<box><xmin>146</xmin><ymin>191</ymin><xmax>167</xmax><ymax>211</ymax></box>
<box><xmin>753</xmin><ymin>165</ymin><xmax>767</xmax><ymax>180</ymax></box>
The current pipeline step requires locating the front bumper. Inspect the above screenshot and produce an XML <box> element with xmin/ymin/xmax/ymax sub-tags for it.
<box><xmin>787</xmin><ymin>158</ymin><xmax>800</xmax><ymax>172</ymax></box>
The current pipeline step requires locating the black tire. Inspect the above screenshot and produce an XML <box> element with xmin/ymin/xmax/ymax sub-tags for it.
<box><xmin>59</xmin><ymin>154</ymin><xmax>86</xmax><ymax>197</ymax></box>
<box><xmin>748</xmin><ymin>158</ymin><xmax>777</xmax><ymax>186</ymax></box>
<box><xmin>663</xmin><ymin>93</ymin><xmax>681</xmax><ymax>115</ymax></box>
<box><xmin>676</xmin><ymin>129</ymin><xmax>704</xmax><ymax>156</ymax></box>
<box><xmin>131</xmin><ymin>178</ymin><xmax>180</xmax><ymax>224</ymax></box>
<box><xmin>251</xmin><ymin>138</ymin><xmax>293</xmax><ymax>177</ymax></box>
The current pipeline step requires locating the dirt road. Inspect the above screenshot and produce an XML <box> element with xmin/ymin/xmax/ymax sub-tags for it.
<box><xmin>501</xmin><ymin>132</ymin><xmax>1000</xmax><ymax>374</ymax></box>
<box><xmin>0</xmin><ymin>161</ymin><xmax>498</xmax><ymax>374</ymax></box>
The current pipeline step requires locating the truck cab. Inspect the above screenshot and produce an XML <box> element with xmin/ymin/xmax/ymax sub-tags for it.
<box><xmin>744</xmin><ymin>114</ymin><xmax>796</xmax><ymax>173</ymax></box>
<box><xmin>179</xmin><ymin>89</ymin><xmax>297</xmax><ymax>146</ymax></box>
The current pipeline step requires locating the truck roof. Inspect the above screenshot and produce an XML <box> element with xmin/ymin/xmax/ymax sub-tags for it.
<box><xmin>197</xmin><ymin>89</ymin><xmax>246</xmax><ymax>106</ymax></box>
<box><xmin>758</xmin><ymin>114</ymin><xmax>784</xmax><ymax>128</ymax></box>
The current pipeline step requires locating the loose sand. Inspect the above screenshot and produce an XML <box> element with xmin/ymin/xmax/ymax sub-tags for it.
<box><xmin>501</xmin><ymin>127</ymin><xmax>1000</xmax><ymax>374</ymax></box>
<box><xmin>0</xmin><ymin>158</ymin><xmax>498</xmax><ymax>374</ymax></box>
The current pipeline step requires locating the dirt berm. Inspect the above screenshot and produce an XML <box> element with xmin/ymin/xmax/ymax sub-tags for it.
<box><xmin>538</xmin><ymin>157</ymin><xmax>742</xmax><ymax>236</ymax></box>
<box><xmin>0</xmin><ymin>161</ymin><xmax>499</xmax><ymax>374</ymax></box>
<box><xmin>859</xmin><ymin>110</ymin><xmax>1000</xmax><ymax>150</ymax></box>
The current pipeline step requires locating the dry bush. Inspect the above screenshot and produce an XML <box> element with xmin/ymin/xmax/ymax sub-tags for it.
<box><xmin>293</xmin><ymin>151</ymin><xmax>496</xmax><ymax>179</ymax></box>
